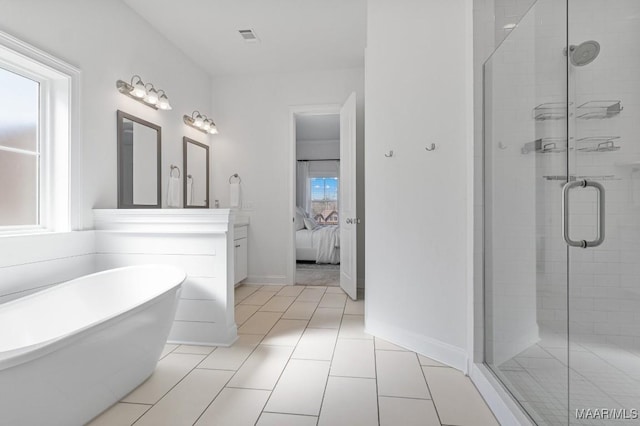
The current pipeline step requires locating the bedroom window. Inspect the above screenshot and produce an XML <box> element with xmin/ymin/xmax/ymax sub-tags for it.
<box><xmin>310</xmin><ymin>177</ymin><xmax>339</xmax><ymax>225</ymax></box>
<box><xmin>0</xmin><ymin>32</ymin><xmax>80</xmax><ymax>234</ymax></box>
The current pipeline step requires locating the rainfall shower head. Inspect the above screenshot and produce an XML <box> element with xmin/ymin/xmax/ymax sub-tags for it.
<box><xmin>568</xmin><ymin>40</ymin><xmax>600</xmax><ymax>66</ymax></box>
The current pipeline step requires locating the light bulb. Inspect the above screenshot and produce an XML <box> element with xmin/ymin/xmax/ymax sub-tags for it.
<box><xmin>158</xmin><ymin>93</ymin><xmax>172</xmax><ymax>110</ymax></box>
<box><xmin>131</xmin><ymin>79</ymin><xmax>146</xmax><ymax>98</ymax></box>
<box><xmin>145</xmin><ymin>87</ymin><xmax>159</xmax><ymax>105</ymax></box>
<box><xmin>194</xmin><ymin>114</ymin><xmax>204</xmax><ymax>127</ymax></box>
<box><xmin>209</xmin><ymin>124</ymin><xmax>218</xmax><ymax>134</ymax></box>
<box><xmin>203</xmin><ymin>119</ymin><xmax>212</xmax><ymax>131</ymax></box>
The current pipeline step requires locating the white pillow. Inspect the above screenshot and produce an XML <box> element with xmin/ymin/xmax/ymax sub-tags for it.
<box><xmin>295</xmin><ymin>212</ymin><xmax>305</xmax><ymax>230</ymax></box>
<box><xmin>296</xmin><ymin>206</ymin><xmax>309</xmax><ymax>218</ymax></box>
<box><xmin>304</xmin><ymin>217</ymin><xmax>318</xmax><ymax>230</ymax></box>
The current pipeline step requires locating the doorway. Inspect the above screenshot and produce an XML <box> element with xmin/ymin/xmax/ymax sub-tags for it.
<box><xmin>288</xmin><ymin>93</ymin><xmax>358</xmax><ymax>299</ymax></box>
<box><xmin>295</xmin><ymin>113</ymin><xmax>341</xmax><ymax>287</ymax></box>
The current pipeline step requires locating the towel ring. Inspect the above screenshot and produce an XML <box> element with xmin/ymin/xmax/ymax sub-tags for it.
<box><xmin>170</xmin><ymin>165</ymin><xmax>181</xmax><ymax>178</ymax></box>
<box><xmin>229</xmin><ymin>173</ymin><xmax>241</xmax><ymax>184</ymax></box>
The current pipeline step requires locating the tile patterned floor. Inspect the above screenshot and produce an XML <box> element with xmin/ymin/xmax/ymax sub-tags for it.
<box><xmin>492</xmin><ymin>330</ymin><xmax>640</xmax><ymax>426</ymax></box>
<box><xmin>89</xmin><ymin>284</ymin><xmax>499</xmax><ymax>426</ymax></box>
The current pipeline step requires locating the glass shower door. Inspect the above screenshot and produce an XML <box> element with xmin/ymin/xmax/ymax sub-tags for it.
<box><xmin>484</xmin><ymin>1</ymin><xmax>571</xmax><ymax>424</ymax></box>
<box><xmin>567</xmin><ymin>1</ymin><xmax>640</xmax><ymax>424</ymax></box>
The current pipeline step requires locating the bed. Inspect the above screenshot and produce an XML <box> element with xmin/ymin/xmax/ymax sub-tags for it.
<box><xmin>296</xmin><ymin>225</ymin><xmax>340</xmax><ymax>264</ymax></box>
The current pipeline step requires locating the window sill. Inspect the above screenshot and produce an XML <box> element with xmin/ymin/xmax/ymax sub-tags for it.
<box><xmin>0</xmin><ymin>227</ymin><xmax>71</xmax><ymax>238</ymax></box>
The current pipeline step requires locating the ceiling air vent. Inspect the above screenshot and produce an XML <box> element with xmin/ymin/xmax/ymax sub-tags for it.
<box><xmin>238</xmin><ymin>29</ymin><xmax>259</xmax><ymax>43</ymax></box>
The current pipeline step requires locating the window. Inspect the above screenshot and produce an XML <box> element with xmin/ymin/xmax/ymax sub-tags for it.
<box><xmin>310</xmin><ymin>177</ymin><xmax>339</xmax><ymax>225</ymax></box>
<box><xmin>0</xmin><ymin>33</ymin><xmax>80</xmax><ymax>234</ymax></box>
<box><xmin>0</xmin><ymin>67</ymin><xmax>40</xmax><ymax>227</ymax></box>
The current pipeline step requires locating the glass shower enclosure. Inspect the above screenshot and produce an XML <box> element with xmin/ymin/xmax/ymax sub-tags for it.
<box><xmin>484</xmin><ymin>1</ymin><xmax>640</xmax><ymax>424</ymax></box>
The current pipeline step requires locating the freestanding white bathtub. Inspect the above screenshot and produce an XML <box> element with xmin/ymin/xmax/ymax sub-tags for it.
<box><xmin>0</xmin><ymin>265</ymin><xmax>185</xmax><ymax>426</ymax></box>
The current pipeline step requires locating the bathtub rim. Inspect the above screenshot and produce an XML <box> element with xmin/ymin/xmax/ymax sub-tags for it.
<box><xmin>0</xmin><ymin>265</ymin><xmax>185</xmax><ymax>371</ymax></box>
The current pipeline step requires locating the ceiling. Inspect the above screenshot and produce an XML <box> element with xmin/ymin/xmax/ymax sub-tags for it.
<box><xmin>296</xmin><ymin>114</ymin><xmax>339</xmax><ymax>141</ymax></box>
<box><xmin>122</xmin><ymin>0</ymin><xmax>367</xmax><ymax>77</ymax></box>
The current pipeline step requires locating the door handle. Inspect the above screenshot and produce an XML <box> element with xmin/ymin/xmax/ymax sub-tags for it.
<box><xmin>562</xmin><ymin>179</ymin><xmax>605</xmax><ymax>248</ymax></box>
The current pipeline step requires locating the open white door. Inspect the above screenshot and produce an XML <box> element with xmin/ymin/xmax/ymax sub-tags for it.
<box><xmin>339</xmin><ymin>92</ymin><xmax>357</xmax><ymax>300</ymax></box>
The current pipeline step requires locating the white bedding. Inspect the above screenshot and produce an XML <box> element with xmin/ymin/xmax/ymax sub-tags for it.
<box><xmin>296</xmin><ymin>225</ymin><xmax>340</xmax><ymax>264</ymax></box>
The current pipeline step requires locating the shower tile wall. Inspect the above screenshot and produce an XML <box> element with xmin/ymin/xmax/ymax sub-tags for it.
<box><xmin>485</xmin><ymin>15</ymin><xmax>537</xmax><ymax>366</ymax></box>
<box><xmin>485</xmin><ymin>0</ymin><xmax>567</xmax><ymax>366</ymax></box>
<box><xmin>494</xmin><ymin>0</ymin><xmax>536</xmax><ymax>45</ymax></box>
<box><xmin>485</xmin><ymin>0</ymin><xmax>640</xmax><ymax>423</ymax></box>
<box><xmin>537</xmin><ymin>1</ymin><xmax>640</xmax><ymax>352</ymax></box>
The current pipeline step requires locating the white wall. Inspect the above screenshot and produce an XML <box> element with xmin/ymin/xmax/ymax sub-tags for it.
<box><xmin>0</xmin><ymin>0</ymin><xmax>212</xmax><ymax>295</ymax></box>
<box><xmin>0</xmin><ymin>0</ymin><xmax>212</xmax><ymax>226</ymax></box>
<box><xmin>296</xmin><ymin>139</ymin><xmax>340</xmax><ymax>160</ymax></box>
<box><xmin>209</xmin><ymin>68</ymin><xmax>365</xmax><ymax>285</ymax></box>
<box><xmin>365</xmin><ymin>0</ymin><xmax>474</xmax><ymax>370</ymax></box>
<box><xmin>0</xmin><ymin>232</ymin><xmax>95</xmax><ymax>303</ymax></box>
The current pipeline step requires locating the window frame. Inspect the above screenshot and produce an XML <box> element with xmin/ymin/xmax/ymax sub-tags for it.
<box><xmin>0</xmin><ymin>31</ymin><xmax>81</xmax><ymax>236</ymax></box>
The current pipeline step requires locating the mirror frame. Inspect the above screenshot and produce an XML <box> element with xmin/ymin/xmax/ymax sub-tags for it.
<box><xmin>183</xmin><ymin>137</ymin><xmax>210</xmax><ymax>208</ymax></box>
<box><xmin>116</xmin><ymin>110</ymin><xmax>162</xmax><ymax>208</ymax></box>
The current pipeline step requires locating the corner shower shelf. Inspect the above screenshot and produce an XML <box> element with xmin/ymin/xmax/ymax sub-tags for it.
<box><xmin>533</xmin><ymin>102</ymin><xmax>567</xmax><ymax>121</ymax></box>
<box><xmin>577</xmin><ymin>100</ymin><xmax>623</xmax><ymax>119</ymax></box>
<box><xmin>521</xmin><ymin>137</ymin><xmax>568</xmax><ymax>154</ymax></box>
<box><xmin>577</xmin><ymin>136</ymin><xmax>621</xmax><ymax>152</ymax></box>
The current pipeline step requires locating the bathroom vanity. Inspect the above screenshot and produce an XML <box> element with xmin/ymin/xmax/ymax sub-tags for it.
<box><xmin>93</xmin><ymin>208</ymin><xmax>248</xmax><ymax>346</ymax></box>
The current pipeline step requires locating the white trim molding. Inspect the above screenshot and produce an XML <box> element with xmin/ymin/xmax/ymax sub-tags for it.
<box><xmin>0</xmin><ymin>30</ymin><xmax>82</xmax><ymax>232</ymax></box>
<box><xmin>470</xmin><ymin>363</ymin><xmax>534</xmax><ymax>426</ymax></box>
<box><xmin>365</xmin><ymin>315</ymin><xmax>469</xmax><ymax>373</ymax></box>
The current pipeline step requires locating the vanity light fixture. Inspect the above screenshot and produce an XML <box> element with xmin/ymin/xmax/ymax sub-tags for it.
<box><xmin>184</xmin><ymin>110</ymin><xmax>218</xmax><ymax>134</ymax></box>
<box><xmin>116</xmin><ymin>75</ymin><xmax>172</xmax><ymax>110</ymax></box>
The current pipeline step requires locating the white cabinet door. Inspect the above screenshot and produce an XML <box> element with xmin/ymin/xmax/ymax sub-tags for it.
<box><xmin>234</xmin><ymin>238</ymin><xmax>248</xmax><ymax>284</ymax></box>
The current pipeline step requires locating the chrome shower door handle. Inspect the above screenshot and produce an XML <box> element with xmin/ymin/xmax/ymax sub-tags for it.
<box><xmin>562</xmin><ymin>179</ymin><xmax>605</xmax><ymax>248</ymax></box>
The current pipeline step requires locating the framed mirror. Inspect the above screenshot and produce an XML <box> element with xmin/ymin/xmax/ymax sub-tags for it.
<box><xmin>183</xmin><ymin>137</ymin><xmax>210</xmax><ymax>208</ymax></box>
<box><xmin>117</xmin><ymin>110</ymin><xmax>161</xmax><ymax>208</ymax></box>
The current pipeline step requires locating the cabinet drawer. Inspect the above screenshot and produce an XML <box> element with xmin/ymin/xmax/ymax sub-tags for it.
<box><xmin>234</xmin><ymin>225</ymin><xmax>248</xmax><ymax>240</ymax></box>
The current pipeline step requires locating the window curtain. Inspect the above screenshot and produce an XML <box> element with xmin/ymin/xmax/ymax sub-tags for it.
<box><xmin>296</xmin><ymin>161</ymin><xmax>311</xmax><ymax>214</ymax></box>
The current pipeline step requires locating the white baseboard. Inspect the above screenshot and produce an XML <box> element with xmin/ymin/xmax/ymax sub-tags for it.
<box><xmin>365</xmin><ymin>316</ymin><xmax>468</xmax><ymax>372</ymax></box>
<box><xmin>243</xmin><ymin>275</ymin><xmax>287</xmax><ymax>285</ymax></box>
<box><xmin>470</xmin><ymin>363</ymin><xmax>533</xmax><ymax>426</ymax></box>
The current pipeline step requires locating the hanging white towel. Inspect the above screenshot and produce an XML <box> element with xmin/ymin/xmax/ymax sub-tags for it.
<box><xmin>167</xmin><ymin>176</ymin><xmax>181</xmax><ymax>207</ymax></box>
<box><xmin>230</xmin><ymin>182</ymin><xmax>241</xmax><ymax>208</ymax></box>
<box><xmin>186</xmin><ymin>177</ymin><xmax>193</xmax><ymax>206</ymax></box>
